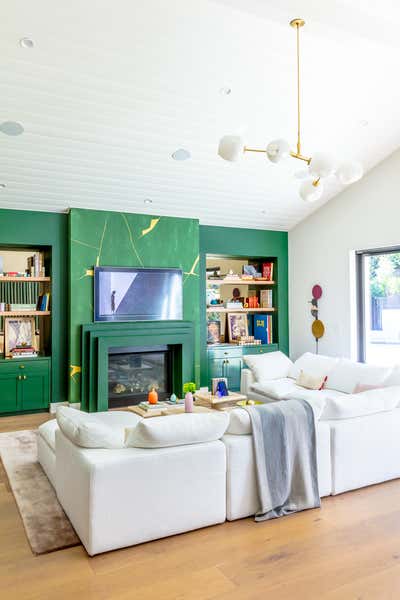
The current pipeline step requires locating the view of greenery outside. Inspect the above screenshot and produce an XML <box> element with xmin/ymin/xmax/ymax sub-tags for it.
<box><xmin>369</xmin><ymin>253</ymin><xmax>400</xmax><ymax>300</ymax></box>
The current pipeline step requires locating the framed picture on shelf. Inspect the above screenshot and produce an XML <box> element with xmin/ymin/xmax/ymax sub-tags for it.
<box><xmin>207</xmin><ymin>320</ymin><xmax>221</xmax><ymax>344</ymax></box>
<box><xmin>227</xmin><ymin>312</ymin><xmax>249</xmax><ymax>342</ymax></box>
<box><xmin>4</xmin><ymin>317</ymin><xmax>37</xmax><ymax>357</ymax></box>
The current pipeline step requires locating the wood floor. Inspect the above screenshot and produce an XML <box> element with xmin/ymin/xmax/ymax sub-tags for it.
<box><xmin>1</xmin><ymin>414</ymin><xmax>400</xmax><ymax>599</ymax></box>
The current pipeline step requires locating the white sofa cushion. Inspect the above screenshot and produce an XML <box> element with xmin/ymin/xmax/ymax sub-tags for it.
<box><xmin>38</xmin><ymin>418</ymin><xmax>58</xmax><ymax>452</ymax></box>
<box><xmin>243</xmin><ymin>351</ymin><xmax>293</xmax><ymax>382</ymax></box>
<box><xmin>56</xmin><ymin>406</ymin><xmax>128</xmax><ymax>449</ymax></box>
<box><xmin>296</xmin><ymin>370</ymin><xmax>327</xmax><ymax>390</ymax></box>
<box><xmin>283</xmin><ymin>388</ymin><xmax>326</xmax><ymax>420</ymax></box>
<box><xmin>326</xmin><ymin>359</ymin><xmax>391</xmax><ymax>393</ymax></box>
<box><xmin>125</xmin><ymin>412</ymin><xmax>229</xmax><ymax>448</ymax></box>
<box><xmin>250</xmin><ymin>377</ymin><xmax>297</xmax><ymax>400</ymax></box>
<box><xmin>288</xmin><ymin>352</ymin><xmax>338</xmax><ymax>380</ymax></box>
<box><xmin>226</xmin><ymin>408</ymin><xmax>252</xmax><ymax>435</ymax></box>
<box><xmin>320</xmin><ymin>386</ymin><xmax>400</xmax><ymax>420</ymax></box>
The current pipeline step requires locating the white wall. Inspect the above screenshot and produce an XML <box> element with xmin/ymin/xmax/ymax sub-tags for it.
<box><xmin>289</xmin><ymin>149</ymin><xmax>400</xmax><ymax>360</ymax></box>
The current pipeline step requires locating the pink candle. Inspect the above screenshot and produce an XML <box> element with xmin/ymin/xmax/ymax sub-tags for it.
<box><xmin>185</xmin><ymin>392</ymin><xmax>193</xmax><ymax>413</ymax></box>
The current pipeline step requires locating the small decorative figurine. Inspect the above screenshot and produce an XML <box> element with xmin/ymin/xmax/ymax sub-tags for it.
<box><xmin>169</xmin><ymin>393</ymin><xmax>177</xmax><ymax>403</ymax></box>
<box><xmin>148</xmin><ymin>387</ymin><xmax>158</xmax><ymax>404</ymax></box>
<box><xmin>185</xmin><ymin>392</ymin><xmax>193</xmax><ymax>413</ymax></box>
<box><xmin>216</xmin><ymin>380</ymin><xmax>228</xmax><ymax>397</ymax></box>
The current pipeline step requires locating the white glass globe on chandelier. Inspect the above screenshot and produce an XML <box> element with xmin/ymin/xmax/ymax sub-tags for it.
<box><xmin>217</xmin><ymin>18</ymin><xmax>363</xmax><ymax>202</ymax></box>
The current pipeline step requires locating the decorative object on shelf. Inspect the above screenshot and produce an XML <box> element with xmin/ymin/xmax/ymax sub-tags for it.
<box><xmin>169</xmin><ymin>393</ymin><xmax>177</xmax><ymax>404</ymax></box>
<box><xmin>184</xmin><ymin>392</ymin><xmax>194</xmax><ymax>413</ymax></box>
<box><xmin>207</xmin><ymin>319</ymin><xmax>221</xmax><ymax>344</ymax></box>
<box><xmin>217</xmin><ymin>18</ymin><xmax>363</xmax><ymax>202</ymax></box>
<box><xmin>260</xmin><ymin>289</ymin><xmax>273</xmax><ymax>308</ymax></box>
<box><xmin>262</xmin><ymin>262</ymin><xmax>274</xmax><ymax>281</ymax></box>
<box><xmin>227</xmin><ymin>312</ymin><xmax>249</xmax><ymax>342</ymax></box>
<box><xmin>113</xmin><ymin>383</ymin><xmax>127</xmax><ymax>394</ymax></box>
<box><xmin>4</xmin><ymin>317</ymin><xmax>37</xmax><ymax>358</ymax></box>
<box><xmin>236</xmin><ymin>335</ymin><xmax>261</xmax><ymax>346</ymax></box>
<box><xmin>243</xmin><ymin>264</ymin><xmax>260</xmax><ymax>278</ymax></box>
<box><xmin>309</xmin><ymin>284</ymin><xmax>325</xmax><ymax>354</ymax></box>
<box><xmin>148</xmin><ymin>387</ymin><xmax>158</xmax><ymax>405</ymax></box>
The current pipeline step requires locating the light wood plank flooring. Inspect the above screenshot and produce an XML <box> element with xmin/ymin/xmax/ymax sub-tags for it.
<box><xmin>1</xmin><ymin>413</ymin><xmax>400</xmax><ymax>599</ymax></box>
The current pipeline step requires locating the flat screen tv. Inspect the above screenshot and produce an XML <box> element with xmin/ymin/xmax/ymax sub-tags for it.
<box><xmin>94</xmin><ymin>266</ymin><xmax>183</xmax><ymax>322</ymax></box>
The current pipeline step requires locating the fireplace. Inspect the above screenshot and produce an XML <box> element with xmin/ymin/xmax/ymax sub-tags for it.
<box><xmin>108</xmin><ymin>345</ymin><xmax>172</xmax><ymax>408</ymax></box>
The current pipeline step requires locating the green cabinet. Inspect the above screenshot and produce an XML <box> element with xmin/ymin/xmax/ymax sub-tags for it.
<box><xmin>207</xmin><ymin>344</ymin><xmax>278</xmax><ymax>392</ymax></box>
<box><xmin>0</xmin><ymin>358</ymin><xmax>51</xmax><ymax>414</ymax></box>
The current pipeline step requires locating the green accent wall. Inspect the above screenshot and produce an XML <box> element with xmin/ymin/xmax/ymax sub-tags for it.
<box><xmin>0</xmin><ymin>208</ymin><xmax>68</xmax><ymax>403</ymax></box>
<box><xmin>199</xmin><ymin>225</ymin><xmax>289</xmax><ymax>386</ymax></box>
<box><xmin>68</xmin><ymin>208</ymin><xmax>199</xmax><ymax>403</ymax></box>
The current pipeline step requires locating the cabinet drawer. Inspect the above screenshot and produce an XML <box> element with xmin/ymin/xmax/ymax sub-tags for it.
<box><xmin>207</xmin><ymin>346</ymin><xmax>243</xmax><ymax>360</ymax></box>
<box><xmin>241</xmin><ymin>344</ymin><xmax>279</xmax><ymax>356</ymax></box>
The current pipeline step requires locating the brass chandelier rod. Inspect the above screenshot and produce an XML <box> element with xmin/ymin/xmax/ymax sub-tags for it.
<box><xmin>244</xmin><ymin>18</ymin><xmax>311</xmax><ymax>165</ymax></box>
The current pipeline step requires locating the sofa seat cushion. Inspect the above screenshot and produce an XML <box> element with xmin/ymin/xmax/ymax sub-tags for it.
<box><xmin>56</xmin><ymin>406</ymin><xmax>140</xmax><ymax>449</ymax></box>
<box><xmin>320</xmin><ymin>386</ymin><xmax>400</xmax><ymax>420</ymax></box>
<box><xmin>243</xmin><ymin>351</ymin><xmax>293</xmax><ymax>382</ymax></box>
<box><xmin>38</xmin><ymin>418</ymin><xmax>58</xmax><ymax>452</ymax></box>
<box><xmin>288</xmin><ymin>352</ymin><xmax>338</xmax><ymax>380</ymax></box>
<box><xmin>326</xmin><ymin>359</ymin><xmax>391</xmax><ymax>394</ymax></box>
<box><xmin>125</xmin><ymin>411</ymin><xmax>229</xmax><ymax>448</ymax></box>
<box><xmin>226</xmin><ymin>408</ymin><xmax>252</xmax><ymax>435</ymax></box>
<box><xmin>250</xmin><ymin>377</ymin><xmax>297</xmax><ymax>400</ymax></box>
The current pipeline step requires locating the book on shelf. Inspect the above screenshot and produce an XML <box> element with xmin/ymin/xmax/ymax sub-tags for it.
<box><xmin>253</xmin><ymin>314</ymin><xmax>273</xmax><ymax>344</ymax></box>
<box><xmin>10</xmin><ymin>345</ymin><xmax>38</xmax><ymax>359</ymax></box>
<box><xmin>27</xmin><ymin>252</ymin><xmax>45</xmax><ymax>278</ymax></box>
<box><xmin>36</xmin><ymin>292</ymin><xmax>50</xmax><ymax>311</ymax></box>
<box><xmin>9</xmin><ymin>304</ymin><xmax>37</xmax><ymax>311</ymax></box>
<box><xmin>260</xmin><ymin>289</ymin><xmax>273</xmax><ymax>308</ymax></box>
<box><xmin>138</xmin><ymin>401</ymin><xmax>170</xmax><ymax>411</ymax></box>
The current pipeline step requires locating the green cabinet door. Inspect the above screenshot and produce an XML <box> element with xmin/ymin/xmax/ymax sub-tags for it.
<box><xmin>0</xmin><ymin>358</ymin><xmax>50</xmax><ymax>413</ymax></box>
<box><xmin>224</xmin><ymin>357</ymin><xmax>242</xmax><ymax>391</ymax></box>
<box><xmin>208</xmin><ymin>357</ymin><xmax>225</xmax><ymax>381</ymax></box>
<box><xmin>0</xmin><ymin>371</ymin><xmax>19</xmax><ymax>413</ymax></box>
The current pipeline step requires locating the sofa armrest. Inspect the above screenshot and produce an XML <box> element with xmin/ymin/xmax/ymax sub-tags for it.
<box><xmin>241</xmin><ymin>368</ymin><xmax>254</xmax><ymax>395</ymax></box>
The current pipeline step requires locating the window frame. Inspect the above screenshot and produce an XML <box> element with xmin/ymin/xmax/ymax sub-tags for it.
<box><xmin>356</xmin><ymin>245</ymin><xmax>400</xmax><ymax>363</ymax></box>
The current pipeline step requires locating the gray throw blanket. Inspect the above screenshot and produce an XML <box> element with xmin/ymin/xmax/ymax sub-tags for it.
<box><xmin>245</xmin><ymin>399</ymin><xmax>320</xmax><ymax>521</ymax></box>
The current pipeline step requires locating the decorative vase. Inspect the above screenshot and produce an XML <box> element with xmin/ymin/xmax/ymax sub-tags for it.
<box><xmin>184</xmin><ymin>392</ymin><xmax>193</xmax><ymax>413</ymax></box>
<box><xmin>170</xmin><ymin>393</ymin><xmax>177</xmax><ymax>403</ymax></box>
<box><xmin>148</xmin><ymin>388</ymin><xmax>158</xmax><ymax>404</ymax></box>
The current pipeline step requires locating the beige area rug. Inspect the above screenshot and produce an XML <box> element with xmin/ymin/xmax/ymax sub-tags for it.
<box><xmin>0</xmin><ymin>429</ymin><xmax>80</xmax><ymax>555</ymax></box>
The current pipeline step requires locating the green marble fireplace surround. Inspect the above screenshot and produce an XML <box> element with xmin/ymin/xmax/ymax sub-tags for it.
<box><xmin>81</xmin><ymin>321</ymin><xmax>194</xmax><ymax>412</ymax></box>
<box><xmin>69</xmin><ymin>208</ymin><xmax>200</xmax><ymax>404</ymax></box>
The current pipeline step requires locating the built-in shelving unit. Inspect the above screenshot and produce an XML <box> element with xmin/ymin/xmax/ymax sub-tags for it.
<box><xmin>206</xmin><ymin>307</ymin><xmax>275</xmax><ymax>313</ymax></box>
<box><xmin>207</xmin><ymin>279</ymin><xmax>275</xmax><ymax>286</ymax></box>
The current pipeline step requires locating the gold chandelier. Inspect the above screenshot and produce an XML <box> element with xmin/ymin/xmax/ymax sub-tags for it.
<box><xmin>218</xmin><ymin>18</ymin><xmax>363</xmax><ymax>202</ymax></box>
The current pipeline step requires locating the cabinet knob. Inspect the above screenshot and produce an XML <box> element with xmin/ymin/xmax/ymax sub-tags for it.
<box><xmin>23</xmin><ymin>375</ymin><xmax>27</xmax><ymax>380</ymax></box>
<box><xmin>18</xmin><ymin>375</ymin><xmax>22</xmax><ymax>380</ymax></box>
<box><xmin>224</xmin><ymin>352</ymin><xmax>228</xmax><ymax>355</ymax></box>
<box><xmin>19</xmin><ymin>364</ymin><xmax>25</xmax><ymax>369</ymax></box>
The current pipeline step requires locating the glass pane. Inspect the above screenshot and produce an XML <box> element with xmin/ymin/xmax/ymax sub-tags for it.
<box><xmin>364</xmin><ymin>252</ymin><xmax>400</xmax><ymax>366</ymax></box>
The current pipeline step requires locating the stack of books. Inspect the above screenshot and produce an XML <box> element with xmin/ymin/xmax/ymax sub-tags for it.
<box><xmin>10</xmin><ymin>345</ymin><xmax>38</xmax><ymax>359</ymax></box>
<box><xmin>260</xmin><ymin>289</ymin><xmax>273</xmax><ymax>308</ymax></box>
<box><xmin>27</xmin><ymin>252</ymin><xmax>45</xmax><ymax>278</ymax></box>
<box><xmin>137</xmin><ymin>401</ymin><xmax>170</xmax><ymax>412</ymax></box>
<box><xmin>9</xmin><ymin>303</ymin><xmax>36</xmax><ymax>312</ymax></box>
<box><xmin>36</xmin><ymin>293</ymin><xmax>50</xmax><ymax>311</ymax></box>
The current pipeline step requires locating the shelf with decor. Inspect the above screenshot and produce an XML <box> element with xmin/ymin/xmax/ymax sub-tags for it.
<box><xmin>205</xmin><ymin>254</ymin><xmax>279</xmax><ymax>391</ymax></box>
<box><xmin>206</xmin><ymin>307</ymin><xmax>275</xmax><ymax>313</ymax></box>
<box><xmin>0</xmin><ymin>246</ymin><xmax>52</xmax><ymax>414</ymax></box>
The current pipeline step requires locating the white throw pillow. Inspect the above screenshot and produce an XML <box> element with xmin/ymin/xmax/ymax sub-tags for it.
<box><xmin>56</xmin><ymin>406</ymin><xmax>126</xmax><ymax>449</ymax></box>
<box><xmin>226</xmin><ymin>408</ymin><xmax>252</xmax><ymax>435</ymax></box>
<box><xmin>320</xmin><ymin>386</ymin><xmax>400</xmax><ymax>420</ymax></box>
<box><xmin>125</xmin><ymin>412</ymin><xmax>229</xmax><ymax>448</ymax></box>
<box><xmin>326</xmin><ymin>359</ymin><xmax>391</xmax><ymax>394</ymax></box>
<box><xmin>288</xmin><ymin>352</ymin><xmax>338</xmax><ymax>380</ymax></box>
<box><xmin>243</xmin><ymin>351</ymin><xmax>293</xmax><ymax>382</ymax></box>
<box><xmin>296</xmin><ymin>370</ymin><xmax>327</xmax><ymax>390</ymax></box>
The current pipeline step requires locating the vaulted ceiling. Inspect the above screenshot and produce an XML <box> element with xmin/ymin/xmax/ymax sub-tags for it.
<box><xmin>0</xmin><ymin>0</ymin><xmax>399</xmax><ymax>229</ymax></box>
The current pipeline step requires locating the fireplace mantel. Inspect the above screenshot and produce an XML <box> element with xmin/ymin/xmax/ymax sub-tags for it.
<box><xmin>80</xmin><ymin>321</ymin><xmax>194</xmax><ymax>411</ymax></box>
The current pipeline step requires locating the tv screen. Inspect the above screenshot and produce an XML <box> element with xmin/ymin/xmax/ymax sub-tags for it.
<box><xmin>94</xmin><ymin>267</ymin><xmax>183</xmax><ymax>322</ymax></box>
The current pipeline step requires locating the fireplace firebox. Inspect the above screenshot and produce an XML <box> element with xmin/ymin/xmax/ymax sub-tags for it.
<box><xmin>108</xmin><ymin>345</ymin><xmax>172</xmax><ymax>408</ymax></box>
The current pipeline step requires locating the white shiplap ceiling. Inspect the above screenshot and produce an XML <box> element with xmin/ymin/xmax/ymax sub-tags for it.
<box><xmin>0</xmin><ymin>0</ymin><xmax>399</xmax><ymax>230</ymax></box>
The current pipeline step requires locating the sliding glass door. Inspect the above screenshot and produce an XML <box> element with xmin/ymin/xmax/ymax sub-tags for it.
<box><xmin>357</xmin><ymin>247</ymin><xmax>400</xmax><ymax>365</ymax></box>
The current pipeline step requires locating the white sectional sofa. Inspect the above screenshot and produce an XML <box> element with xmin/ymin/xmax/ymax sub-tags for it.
<box><xmin>37</xmin><ymin>352</ymin><xmax>400</xmax><ymax>554</ymax></box>
<box><xmin>240</xmin><ymin>351</ymin><xmax>400</xmax><ymax>497</ymax></box>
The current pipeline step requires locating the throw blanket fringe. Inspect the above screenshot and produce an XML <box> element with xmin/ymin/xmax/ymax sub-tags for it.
<box><xmin>245</xmin><ymin>399</ymin><xmax>320</xmax><ymax>521</ymax></box>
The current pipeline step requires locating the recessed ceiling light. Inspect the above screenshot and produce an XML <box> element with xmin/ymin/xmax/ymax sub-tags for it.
<box><xmin>0</xmin><ymin>121</ymin><xmax>24</xmax><ymax>136</ymax></box>
<box><xmin>171</xmin><ymin>148</ymin><xmax>191</xmax><ymax>161</ymax></box>
<box><xmin>144</xmin><ymin>198</ymin><xmax>153</xmax><ymax>204</ymax></box>
<box><xmin>261</xmin><ymin>209</ymin><xmax>267</xmax><ymax>215</ymax></box>
<box><xmin>0</xmin><ymin>183</ymin><xmax>6</xmax><ymax>188</ymax></box>
<box><xmin>220</xmin><ymin>87</ymin><xmax>232</xmax><ymax>95</ymax></box>
<box><xmin>20</xmin><ymin>37</ymin><xmax>34</xmax><ymax>49</ymax></box>
<box><xmin>360</xmin><ymin>119</ymin><xmax>369</xmax><ymax>127</ymax></box>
